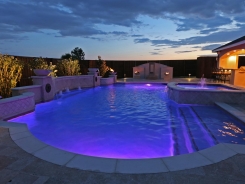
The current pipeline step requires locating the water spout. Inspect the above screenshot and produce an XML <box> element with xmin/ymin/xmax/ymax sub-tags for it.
<box><xmin>199</xmin><ymin>74</ymin><xmax>206</xmax><ymax>88</ymax></box>
<box><xmin>59</xmin><ymin>91</ymin><xmax>63</xmax><ymax>95</ymax></box>
<box><xmin>66</xmin><ymin>88</ymin><xmax>70</xmax><ymax>92</ymax></box>
<box><xmin>78</xmin><ymin>86</ymin><xmax>81</xmax><ymax>90</ymax></box>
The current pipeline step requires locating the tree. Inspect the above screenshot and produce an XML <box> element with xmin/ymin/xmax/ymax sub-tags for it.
<box><xmin>71</xmin><ymin>47</ymin><xmax>85</xmax><ymax>61</ymax></box>
<box><xmin>61</xmin><ymin>47</ymin><xmax>85</xmax><ymax>61</ymax></box>
<box><xmin>61</xmin><ymin>53</ymin><xmax>72</xmax><ymax>60</ymax></box>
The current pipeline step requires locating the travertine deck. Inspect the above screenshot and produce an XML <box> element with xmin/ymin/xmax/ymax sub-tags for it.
<box><xmin>1</xmin><ymin>127</ymin><xmax>245</xmax><ymax>183</ymax></box>
<box><xmin>1</xmin><ymin>120</ymin><xmax>245</xmax><ymax>175</ymax></box>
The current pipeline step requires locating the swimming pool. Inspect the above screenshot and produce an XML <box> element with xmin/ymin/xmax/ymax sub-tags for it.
<box><xmin>9</xmin><ymin>84</ymin><xmax>245</xmax><ymax>159</ymax></box>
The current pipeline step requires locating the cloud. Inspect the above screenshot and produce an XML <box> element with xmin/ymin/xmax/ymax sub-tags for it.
<box><xmin>192</xmin><ymin>46</ymin><xmax>202</xmax><ymax>48</ymax></box>
<box><xmin>175</xmin><ymin>50</ymin><xmax>196</xmax><ymax>54</ymax></box>
<box><xmin>175</xmin><ymin>15</ymin><xmax>232</xmax><ymax>32</ymax></box>
<box><xmin>109</xmin><ymin>31</ymin><xmax>128</xmax><ymax>36</ymax></box>
<box><xmin>0</xmin><ymin>33</ymin><xmax>27</xmax><ymax>41</ymax></box>
<box><xmin>134</xmin><ymin>38</ymin><xmax>151</xmax><ymax>43</ymax></box>
<box><xmin>131</xmin><ymin>34</ymin><xmax>143</xmax><ymax>37</ymax></box>
<box><xmin>0</xmin><ymin>0</ymin><xmax>245</xmax><ymax>43</ymax></box>
<box><xmin>199</xmin><ymin>28</ymin><xmax>220</xmax><ymax>34</ymax></box>
<box><xmin>84</xmin><ymin>36</ymin><xmax>104</xmax><ymax>41</ymax></box>
<box><xmin>134</xmin><ymin>26</ymin><xmax>245</xmax><ymax>48</ymax></box>
<box><xmin>201</xmin><ymin>44</ymin><xmax>222</xmax><ymax>50</ymax></box>
<box><xmin>149</xmin><ymin>52</ymin><xmax>162</xmax><ymax>55</ymax></box>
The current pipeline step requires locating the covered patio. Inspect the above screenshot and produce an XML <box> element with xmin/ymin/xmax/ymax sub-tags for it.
<box><xmin>212</xmin><ymin>35</ymin><xmax>245</xmax><ymax>87</ymax></box>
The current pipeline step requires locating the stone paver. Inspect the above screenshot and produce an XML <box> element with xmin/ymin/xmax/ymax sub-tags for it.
<box><xmin>1</xmin><ymin>127</ymin><xmax>245</xmax><ymax>183</ymax></box>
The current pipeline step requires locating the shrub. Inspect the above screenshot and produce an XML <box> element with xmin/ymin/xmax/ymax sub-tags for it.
<box><xmin>0</xmin><ymin>54</ymin><xmax>24</xmax><ymax>98</ymax></box>
<box><xmin>97</xmin><ymin>56</ymin><xmax>109</xmax><ymax>77</ymax></box>
<box><xmin>56</xmin><ymin>58</ymin><xmax>81</xmax><ymax>76</ymax></box>
<box><xmin>61</xmin><ymin>47</ymin><xmax>87</xmax><ymax>74</ymax></box>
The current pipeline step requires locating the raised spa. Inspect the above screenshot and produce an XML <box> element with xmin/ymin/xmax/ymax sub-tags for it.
<box><xmin>168</xmin><ymin>82</ymin><xmax>245</xmax><ymax>105</ymax></box>
<box><xmin>176</xmin><ymin>84</ymin><xmax>239</xmax><ymax>90</ymax></box>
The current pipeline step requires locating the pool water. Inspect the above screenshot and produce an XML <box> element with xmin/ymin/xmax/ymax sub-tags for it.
<box><xmin>9</xmin><ymin>84</ymin><xmax>245</xmax><ymax>159</ymax></box>
<box><xmin>177</xmin><ymin>84</ymin><xmax>238</xmax><ymax>90</ymax></box>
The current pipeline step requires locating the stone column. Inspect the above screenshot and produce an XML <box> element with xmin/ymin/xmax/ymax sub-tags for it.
<box><xmin>87</xmin><ymin>68</ymin><xmax>101</xmax><ymax>87</ymax></box>
<box><xmin>31</xmin><ymin>76</ymin><xmax>54</xmax><ymax>102</ymax></box>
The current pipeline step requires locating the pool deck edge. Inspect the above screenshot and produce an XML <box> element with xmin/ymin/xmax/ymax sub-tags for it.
<box><xmin>1</xmin><ymin>120</ymin><xmax>245</xmax><ymax>174</ymax></box>
<box><xmin>215</xmin><ymin>102</ymin><xmax>245</xmax><ymax>123</ymax></box>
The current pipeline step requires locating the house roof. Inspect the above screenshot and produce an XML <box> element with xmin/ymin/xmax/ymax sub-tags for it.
<box><xmin>212</xmin><ymin>35</ymin><xmax>245</xmax><ymax>52</ymax></box>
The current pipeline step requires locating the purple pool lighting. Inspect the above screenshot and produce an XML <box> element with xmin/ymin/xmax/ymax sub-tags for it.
<box><xmin>9</xmin><ymin>84</ymin><xmax>245</xmax><ymax>159</ymax></box>
<box><xmin>176</xmin><ymin>84</ymin><xmax>238</xmax><ymax>90</ymax></box>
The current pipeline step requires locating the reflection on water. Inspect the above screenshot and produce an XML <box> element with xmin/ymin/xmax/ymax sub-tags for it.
<box><xmin>218</xmin><ymin>122</ymin><xmax>244</xmax><ymax>137</ymax></box>
<box><xmin>223</xmin><ymin>122</ymin><xmax>244</xmax><ymax>134</ymax></box>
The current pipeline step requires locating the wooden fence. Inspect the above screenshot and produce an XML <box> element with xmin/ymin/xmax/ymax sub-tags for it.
<box><xmin>13</xmin><ymin>55</ymin><xmax>245</xmax><ymax>87</ymax></box>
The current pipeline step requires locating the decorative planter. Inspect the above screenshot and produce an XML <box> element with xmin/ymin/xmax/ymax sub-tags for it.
<box><xmin>33</xmin><ymin>69</ymin><xmax>52</xmax><ymax>76</ymax></box>
<box><xmin>109</xmin><ymin>72</ymin><xmax>117</xmax><ymax>75</ymax></box>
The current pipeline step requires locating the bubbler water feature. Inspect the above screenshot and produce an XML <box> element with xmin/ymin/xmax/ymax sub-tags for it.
<box><xmin>199</xmin><ymin>74</ymin><xmax>206</xmax><ymax>88</ymax></box>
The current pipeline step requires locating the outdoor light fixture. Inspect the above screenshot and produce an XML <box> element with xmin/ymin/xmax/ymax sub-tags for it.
<box><xmin>134</xmin><ymin>71</ymin><xmax>140</xmax><ymax>74</ymax></box>
<box><xmin>165</xmin><ymin>72</ymin><xmax>169</xmax><ymax>75</ymax></box>
<box><xmin>227</xmin><ymin>53</ymin><xmax>230</xmax><ymax>55</ymax></box>
<box><xmin>228</xmin><ymin>56</ymin><xmax>236</xmax><ymax>62</ymax></box>
<box><xmin>189</xmin><ymin>73</ymin><xmax>191</xmax><ymax>77</ymax></box>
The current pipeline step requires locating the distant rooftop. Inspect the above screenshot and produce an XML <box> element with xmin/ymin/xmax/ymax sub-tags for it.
<box><xmin>198</xmin><ymin>54</ymin><xmax>217</xmax><ymax>57</ymax></box>
<box><xmin>212</xmin><ymin>35</ymin><xmax>245</xmax><ymax>52</ymax></box>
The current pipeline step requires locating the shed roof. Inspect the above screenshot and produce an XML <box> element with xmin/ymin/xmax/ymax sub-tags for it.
<box><xmin>212</xmin><ymin>35</ymin><xmax>245</xmax><ymax>52</ymax></box>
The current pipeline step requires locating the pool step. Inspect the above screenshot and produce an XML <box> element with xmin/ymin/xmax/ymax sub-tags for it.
<box><xmin>215</xmin><ymin>102</ymin><xmax>245</xmax><ymax>123</ymax></box>
<box><xmin>179</xmin><ymin>107</ymin><xmax>217</xmax><ymax>150</ymax></box>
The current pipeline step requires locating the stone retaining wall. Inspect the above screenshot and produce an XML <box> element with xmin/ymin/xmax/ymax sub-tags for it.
<box><xmin>0</xmin><ymin>92</ymin><xmax>35</xmax><ymax>120</ymax></box>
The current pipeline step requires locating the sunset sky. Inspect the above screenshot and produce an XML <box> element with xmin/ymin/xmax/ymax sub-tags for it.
<box><xmin>1</xmin><ymin>0</ymin><xmax>245</xmax><ymax>60</ymax></box>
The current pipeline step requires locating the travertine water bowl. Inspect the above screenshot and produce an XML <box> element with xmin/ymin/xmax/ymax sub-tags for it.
<box><xmin>33</xmin><ymin>69</ymin><xmax>52</xmax><ymax>76</ymax></box>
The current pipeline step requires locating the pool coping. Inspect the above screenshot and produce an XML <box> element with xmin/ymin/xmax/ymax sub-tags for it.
<box><xmin>1</xmin><ymin>120</ymin><xmax>245</xmax><ymax>174</ymax></box>
<box><xmin>215</xmin><ymin>102</ymin><xmax>245</xmax><ymax>123</ymax></box>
